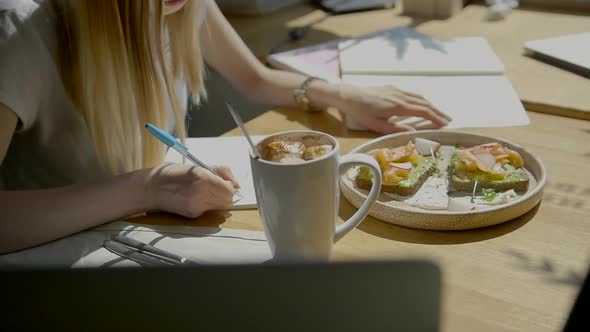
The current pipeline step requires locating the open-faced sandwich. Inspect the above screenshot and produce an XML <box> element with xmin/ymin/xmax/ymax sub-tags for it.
<box><xmin>450</xmin><ymin>142</ymin><xmax>528</xmax><ymax>192</ymax></box>
<box><xmin>351</xmin><ymin>138</ymin><xmax>530</xmax><ymax>212</ymax></box>
<box><xmin>355</xmin><ymin>138</ymin><xmax>440</xmax><ymax>196</ymax></box>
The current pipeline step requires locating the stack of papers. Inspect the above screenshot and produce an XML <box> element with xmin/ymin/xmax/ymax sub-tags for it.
<box><xmin>268</xmin><ymin>27</ymin><xmax>530</xmax><ymax>129</ymax></box>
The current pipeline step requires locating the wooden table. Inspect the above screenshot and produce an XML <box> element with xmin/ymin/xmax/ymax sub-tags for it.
<box><xmin>227</xmin><ymin>4</ymin><xmax>590</xmax><ymax>120</ymax></box>
<box><xmin>131</xmin><ymin>4</ymin><xmax>590</xmax><ymax>331</ymax></box>
<box><xmin>134</xmin><ymin>108</ymin><xmax>590</xmax><ymax>332</ymax></box>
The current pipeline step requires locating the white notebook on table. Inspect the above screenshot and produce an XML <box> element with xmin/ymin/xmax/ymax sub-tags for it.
<box><xmin>341</xmin><ymin>74</ymin><xmax>529</xmax><ymax>129</ymax></box>
<box><xmin>524</xmin><ymin>32</ymin><xmax>590</xmax><ymax>74</ymax></box>
<box><xmin>165</xmin><ymin>136</ymin><xmax>265</xmax><ymax>210</ymax></box>
<box><xmin>338</xmin><ymin>28</ymin><xmax>528</xmax><ymax>129</ymax></box>
<box><xmin>339</xmin><ymin>28</ymin><xmax>505</xmax><ymax>76</ymax></box>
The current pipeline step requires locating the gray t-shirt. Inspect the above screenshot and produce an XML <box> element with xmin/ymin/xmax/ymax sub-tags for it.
<box><xmin>0</xmin><ymin>0</ymin><xmax>188</xmax><ymax>190</ymax></box>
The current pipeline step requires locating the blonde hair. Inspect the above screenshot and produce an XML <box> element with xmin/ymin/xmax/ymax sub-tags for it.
<box><xmin>53</xmin><ymin>0</ymin><xmax>207</xmax><ymax>174</ymax></box>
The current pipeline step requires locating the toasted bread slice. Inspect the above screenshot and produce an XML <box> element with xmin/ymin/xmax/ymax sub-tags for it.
<box><xmin>355</xmin><ymin>157</ymin><xmax>436</xmax><ymax>196</ymax></box>
<box><xmin>449</xmin><ymin>170</ymin><xmax>529</xmax><ymax>192</ymax></box>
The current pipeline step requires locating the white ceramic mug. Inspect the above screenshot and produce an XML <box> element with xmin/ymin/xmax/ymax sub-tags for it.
<box><xmin>250</xmin><ymin>131</ymin><xmax>382</xmax><ymax>261</ymax></box>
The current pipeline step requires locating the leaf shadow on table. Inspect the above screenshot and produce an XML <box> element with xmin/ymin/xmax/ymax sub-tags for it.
<box><xmin>503</xmin><ymin>249</ymin><xmax>588</xmax><ymax>287</ymax></box>
<box><xmin>341</xmin><ymin>199</ymin><xmax>540</xmax><ymax>245</ymax></box>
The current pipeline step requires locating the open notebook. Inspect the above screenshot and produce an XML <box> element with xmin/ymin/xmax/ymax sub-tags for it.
<box><xmin>165</xmin><ymin>136</ymin><xmax>265</xmax><ymax>210</ymax></box>
<box><xmin>268</xmin><ymin>27</ymin><xmax>529</xmax><ymax>129</ymax></box>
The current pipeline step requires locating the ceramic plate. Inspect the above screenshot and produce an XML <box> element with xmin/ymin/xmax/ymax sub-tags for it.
<box><xmin>340</xmin><ymin>131</ymin><xmax>547</xmax><ymax>230</ymax></box>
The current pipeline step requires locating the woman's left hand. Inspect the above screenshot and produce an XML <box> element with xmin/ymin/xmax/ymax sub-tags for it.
<box><xmin>332</xmin><ymin>84</ymin><xmax>452</xmax><ymax>134</ymax></box>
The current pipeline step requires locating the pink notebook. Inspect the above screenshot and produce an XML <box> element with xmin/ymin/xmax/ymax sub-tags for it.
<box><xmin>267</xmin><ymin>42</ymin><xmax>341</xmax><ymax>82</ymax></box>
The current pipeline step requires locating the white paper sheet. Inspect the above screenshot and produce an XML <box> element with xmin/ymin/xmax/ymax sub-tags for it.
<box><xmin>342</xmin><ymin>74</ymin><xmax>529</xmax><ymax>129</ymax></box>
<box><xmin>0</xmin><ymin>221</ymin><xmax>271</xmax><ymax>268</ymax></box>
<box><xmin>165</xmin><ymin>136</ymin><xmax>265</xmax><ymax>209</ymax></box>
<box><xmin>339</xmin><ymin>28</ymin><xmax>505</xmax><ymax>76</ymax></box>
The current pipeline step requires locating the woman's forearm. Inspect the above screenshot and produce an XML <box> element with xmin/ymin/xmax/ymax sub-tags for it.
<box><xmin>0</xmin><ymin>170</ymin><xmax>151</xmax><ymax>254</ymax></box>
<box><xmin>248</xmin><ymin>68</ymin><xmax>343</xmax><ymax>110</ymax></box>
<box><xmin>200</xmin><ymin>2</ymin><xmax>343</xmax><ymax>112</ymax></box>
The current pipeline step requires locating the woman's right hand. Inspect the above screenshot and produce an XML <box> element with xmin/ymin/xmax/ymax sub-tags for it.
<box><xmin>142</xmin><ymin>163</ymin><xmax>238</xmax><ymax>218</ymax></box>
<box><xmin>333</xmin><ymin>84</ymin><xmax>452</xmax><ymax>134</ymax></box>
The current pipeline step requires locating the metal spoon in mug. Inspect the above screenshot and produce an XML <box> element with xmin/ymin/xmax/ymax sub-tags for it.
<box><xmin>225</xmin><ymin>102</ymin><xmax>261</xmax><ymax>159</ymax></box>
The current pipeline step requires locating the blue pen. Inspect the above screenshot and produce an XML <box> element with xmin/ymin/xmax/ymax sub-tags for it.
<box><xmin>145</xmin><ymin>123</ymin><xmax>241</xmax><ymax>199</ymax></box>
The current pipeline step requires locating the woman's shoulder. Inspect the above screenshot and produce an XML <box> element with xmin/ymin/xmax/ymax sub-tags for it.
<box><xmin>0</xmin><ymin>0</ymin><xmax>38</xmax><ymax>12</ymax></box>
<box><xmin>0</xmin><ymin>0</ymin><xmax>57</xmax><ymax>131</ymax></box>
<box><xmin>0</xmin><ymin>0</ymin><xmax>50</xmax><ymax>43</ymax></box>
<box><xmin>0</xmin><ymin>0</ymin><xmax>41</xmax><ymax>29</ymax></box>
<box><xmin>0</xmin><ymin>0</ymin><xmax>56</xmax><ymax>69</ymax></box>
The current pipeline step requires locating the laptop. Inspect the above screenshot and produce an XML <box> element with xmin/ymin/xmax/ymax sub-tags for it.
<box><xmin>1</xmin><ymin>260</ymin><xmax>440</xmax><ymax>331</ymax></box>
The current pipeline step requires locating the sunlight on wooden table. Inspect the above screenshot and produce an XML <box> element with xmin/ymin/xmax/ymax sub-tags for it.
<box><xmin>131</xmin><ymin>3</ymin><xmax>590</xmax><ymax>331</ymax></box>
<box><xmin>132</xmin><ymin>106</ymin><xmax>590</xmax><ymax>332</ymax></box>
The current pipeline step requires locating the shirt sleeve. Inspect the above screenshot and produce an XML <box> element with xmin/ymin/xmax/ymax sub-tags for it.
<box><xmin>0</xmin><ymin>2</ymin><xmax>47</xmax><ymax>132</ymax></box>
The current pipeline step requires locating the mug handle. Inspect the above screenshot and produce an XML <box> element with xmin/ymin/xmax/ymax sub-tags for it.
<box><xmin>334</xmin><ymin>153</ymin><xmax>382</xmax><ymax>243</ymax></box>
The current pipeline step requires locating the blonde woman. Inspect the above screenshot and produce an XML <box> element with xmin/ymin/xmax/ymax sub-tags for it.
<box><xmin>0</xmin><ymin>0</ymin><xmax>450</xmax><ymax>254</ymax></box>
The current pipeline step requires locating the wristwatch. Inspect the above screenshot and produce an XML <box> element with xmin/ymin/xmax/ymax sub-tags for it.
<box><xmin>293</xmin><ymin>76</ymin><xmax>326</xmax><ymax>112</ymax></box>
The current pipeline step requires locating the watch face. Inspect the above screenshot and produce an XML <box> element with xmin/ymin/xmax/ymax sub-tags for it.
<box><xmin>294</xmin><ymin>77</ymin><xmax>326</xmax><ymax>112</ymax></box>
<box><xmin>294</xmin><ymin>88</ymin><xmax>305</xmax><ymax>97</ymax></box>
